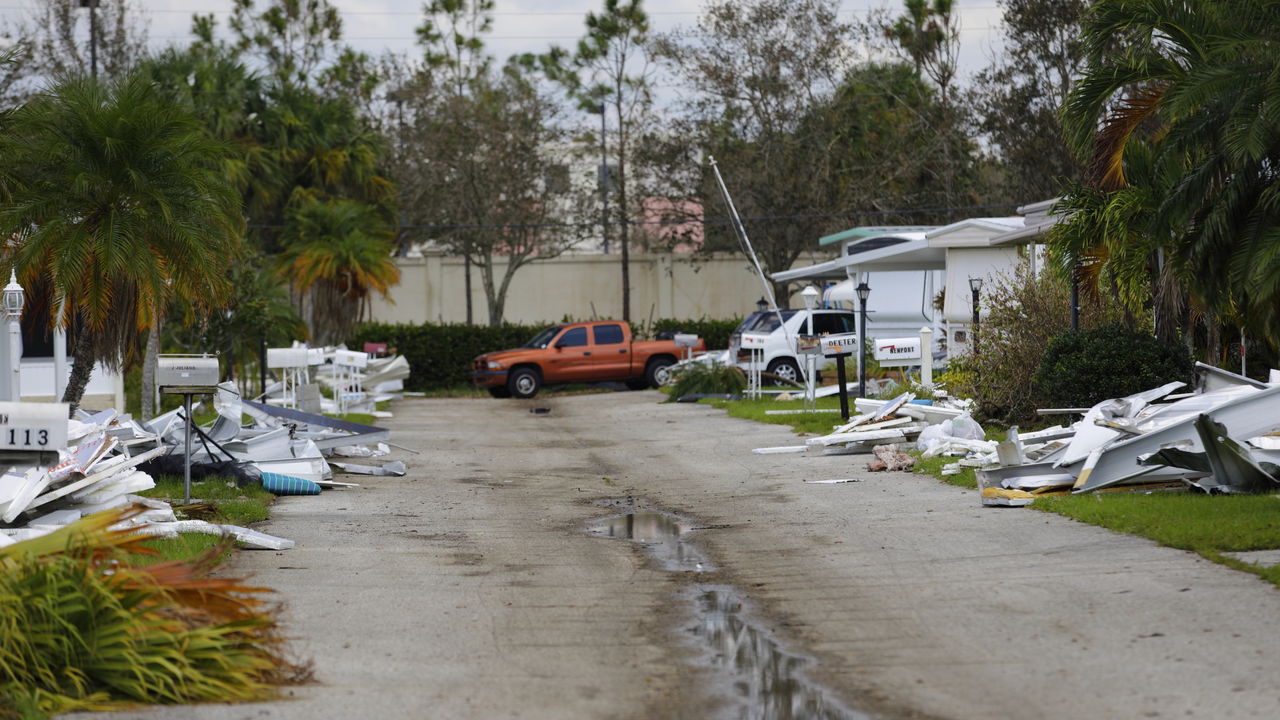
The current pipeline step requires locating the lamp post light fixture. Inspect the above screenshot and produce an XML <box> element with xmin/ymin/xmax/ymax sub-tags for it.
<box><xmin>856</xmin><ymin>281</ymin><xmax>870</xmax><ymax>398</ymax></box>
<box><xmin>756</xmin><ymin>296</ymin><xmax>769</xmax><ymax>313</ymax></box>
<box><xmin>968</xmin><ymin>276</ymin><xmax>983</xmax><ymax>356</ymax></box>
<box><xmin>2</xmin><ymin>271</ymin><xmax>24</xmax><ymax>402</ymax></box>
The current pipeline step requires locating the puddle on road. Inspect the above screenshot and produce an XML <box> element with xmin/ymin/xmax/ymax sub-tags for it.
<box><xmin>690</xmin><ymin>586</ymin><xmax>866</xmax><ymax>720</ymax></box>
<box><xmin>587</xmin><ymin>508</ymin><xmax>863</xmax><ymax>719</ymax></box>
<box><xmin>587</xmin><ymin>509</ymin><xmax>709</xmax><ymax>572</ymax></box>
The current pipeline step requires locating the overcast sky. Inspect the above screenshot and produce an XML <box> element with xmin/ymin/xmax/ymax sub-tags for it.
<box><xmin>0</xmin><ymin>0</ymin><xmax>1009</xmax><ymax>85</ymax></box>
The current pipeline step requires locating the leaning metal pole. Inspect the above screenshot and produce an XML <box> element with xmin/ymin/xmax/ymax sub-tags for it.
<box><xmin>708</xmin><ymin>156</ymin><xmax>799</xmax><ymax>379</ymax></box>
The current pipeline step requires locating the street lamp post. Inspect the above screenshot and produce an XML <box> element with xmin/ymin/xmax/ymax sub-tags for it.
<box><xmin>856</xmin><ymin>281</ymin><xmax>870</xmax><ymax>398</ymax></box>
<box><xmin>2</xmin><ymin>272</ymin><xmax>25</xmax><ymax>402</ymax></box>
<box><xmin>800</xmin><ymin>286</ymin><xmax>819</xmax><ymax>408</ymax></box>
<box><xmin>969</xmin><ymin>277</ymin><xmax>983</xmax><ymax>356</ymax></box>
<box><xmin>756</xmin><ymin>297</ymin><xmax>768</xmax><ymax>314</ymax></box>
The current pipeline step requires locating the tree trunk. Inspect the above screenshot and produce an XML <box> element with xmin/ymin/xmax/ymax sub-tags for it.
<box><xmin>141</xmin><ymin>318</ymin><xmax>161</xmax><ymax>420</ymax></box>
<box><xmin>61</xmin><ymin>326</ymin><xmax>95</xmax><ymax>416</ymax></box>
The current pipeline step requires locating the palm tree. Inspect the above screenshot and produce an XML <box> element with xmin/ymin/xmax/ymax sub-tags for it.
<box><xmin>276</xmin><ymin>199</ymin><xmax>399</xmax><ymax>345</ymax></box>
<box><xmin>0</xmin><ymin>73</ymin><xmax>243</xmax><ymax>412</ymax></box>
<box><xmin>1055</xmin><ymin>0</ymin><xmax>1280</xmax><ymax>346</ymax></box>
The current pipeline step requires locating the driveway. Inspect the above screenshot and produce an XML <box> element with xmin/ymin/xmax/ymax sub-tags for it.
<box><xmin>89</xmin><ymin>393</ymin><xmax>1280</xmax><ymax>719</ymax></box>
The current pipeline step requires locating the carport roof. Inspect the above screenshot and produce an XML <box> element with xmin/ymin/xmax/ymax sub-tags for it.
<box><xmin>772</xmin><ymin>237</ymin><xmax>945</xmax><ymax>282</ymax></box>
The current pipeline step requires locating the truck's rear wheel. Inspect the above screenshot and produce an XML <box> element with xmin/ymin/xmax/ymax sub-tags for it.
<box><xmin>507</xmin><ymin>367</ymin><xmax>542</xmax><ymax>398</ymax></box>
<box><xmin>645</xmin><ymin>357</ymin><xmax>676</xmax><ymax>388</ymax></box>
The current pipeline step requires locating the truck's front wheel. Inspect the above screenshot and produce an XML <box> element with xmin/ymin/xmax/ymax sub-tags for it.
<box><xmin>645</xmin><ymin>357</ymin><xmax>676</xmax><ymax>388</ymax></box>
<box><xmin>508</xmin><ymin>367</ymin><xmax>542</xmax><ymax>398</ymax></box>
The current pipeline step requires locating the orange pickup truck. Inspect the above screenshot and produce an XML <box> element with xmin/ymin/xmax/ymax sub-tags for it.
<box><xmin>472</xmin><ymin>320</ymin><xmax>705</xmax><ymax>398</ymax></box>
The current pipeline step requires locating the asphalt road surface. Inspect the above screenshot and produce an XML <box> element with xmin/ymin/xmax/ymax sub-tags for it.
<box><xmin>90</xmin><ymin>393</ymin><xmax>1280</xmax><ymax>719</ymax></box>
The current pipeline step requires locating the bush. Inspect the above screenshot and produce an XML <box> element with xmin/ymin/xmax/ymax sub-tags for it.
<box><xmin>1033</xmin><ymin>326</ymin><xmax>1193</xmax><ymax>408</ymax></box>
<box><xmin>644</xmin><ymin>317</ymin><xmax>742</xmax><ymax>350</ymax></box>
<box><xmin>349</xmin><ymin>317</ymin><xmax>744</xmax><ymax>390</ymax></box>
<box><xmin>945</xmin><ymin>262</ymin><xmax>1132</xmax><ymax>421</ymax></box>
<box><xmin>666</xmin><ymin>360</ymin><xmax>747</xmax><ymax>399</ymax></box>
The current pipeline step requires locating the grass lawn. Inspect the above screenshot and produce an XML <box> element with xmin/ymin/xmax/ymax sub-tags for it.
<box><xmin>699</xmin><ymin>394</ymin><xmax>1280</xmax><ymax>588</ymax></box>
<box><xmin>1033</xmin><ymin>492</ymin><xmax>1280</xmax><ymax>588</ymax></box>
<box><xmin>134</xmin><ymin>475</ymin><xmax>274</xmax><ymax>563</ymax></box>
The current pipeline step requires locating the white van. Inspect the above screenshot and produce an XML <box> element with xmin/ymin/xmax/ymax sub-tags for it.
<box><xmin>728</xmin><ymin>308</ymin><xmax>859</xmax><ymax>384</ymax></box>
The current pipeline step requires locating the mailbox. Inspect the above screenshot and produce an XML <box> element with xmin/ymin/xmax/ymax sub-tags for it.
<box><xmin>0</xmin><ymin>401</ymin><xmax>68</xmax><ymax>452</ymax></box>
<box><xmin>157</xmin><ymin>355</ymin><xmax>220</xmax><ymax>393</ymax></box>
<box><xmin>333</xmin><ymin>349</ymin><xmax>369</xmax><ymax>369</ymax></box>
<box><xmin>307</xmin><ymin>348</ymin><xmax>326</xmax><ymax>366</ymax></box>
<box><xmin>267</xmin><ymin>347</ymin><xmax>309</xmax><ymax>369</ymax></box>
<box><xmin>673</xmin><ymin>333</ymin><xmax>699</xmax><ymax>348</ymax></box>
<box><xmin>820</xmin><ymin>332</ymin><xmax>860</xmax><ymax>358</ymax></box>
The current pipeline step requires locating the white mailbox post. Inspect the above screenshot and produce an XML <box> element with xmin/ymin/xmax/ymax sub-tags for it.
<box><xmin>333</xmin><ymin>349</ymin><xmax>369</xmax><ymax>415</ymax></box>
<box><xmin>740</xmin><ymin>332</ymin><xmax>770</xmax><ymax>399</ymax></box>
<box><xmin>673</xmin><ymin>333</ymin><xmax>699</xmax><ymax>362</ymax></box>
<box><xmin>266</xmin><ymin>347</ymin><xmax>310</xmax><ymax>408</ymax></box>
<box><xmin>157</xmin><ymin>354</ymin><xmax>220</xmax><ymax>503</ymax></box>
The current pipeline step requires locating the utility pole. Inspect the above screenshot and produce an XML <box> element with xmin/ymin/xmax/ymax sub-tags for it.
<box><xmin>79</xmin><ymin>0</ymin><xmax>98</xmax><ymax>78</ymax></box>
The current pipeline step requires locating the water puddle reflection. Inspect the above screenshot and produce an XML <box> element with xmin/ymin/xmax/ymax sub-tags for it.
<box><xmin>587</xmin><ymin>507</ymin><xmax>864</xmax><ymax>719</ymax></box>
<box><xmin>690</xmin><ymin>586</ymin><xmax>865</xmax><ymax>720</ymax></box>
<box><xmin>587</xmin><ymin>509</ymin><xmax>709</xmax><ymax>572</ymax></box>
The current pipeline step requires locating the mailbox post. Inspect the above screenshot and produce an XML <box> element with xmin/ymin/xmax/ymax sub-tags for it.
<box><xmin>819</xmin><ymin>333</ymin><xmax>859</xmax><ymax>421</ymax></box>
<box><xmin>157</xmin><ymin>354</ymin><xmax>220</xmax><ymax>504</ymax></box>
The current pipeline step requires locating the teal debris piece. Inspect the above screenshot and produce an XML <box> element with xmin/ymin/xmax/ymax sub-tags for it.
<box><xmin>261</xmin><ymin>472</ymin><xmax>322</xmax><ymax>496</ymax></box>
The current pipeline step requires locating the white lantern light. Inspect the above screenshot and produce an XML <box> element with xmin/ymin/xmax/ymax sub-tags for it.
<box><xmin>3</xmin><ymin>271</ymin><xmax>24</xmax><ymax>318</ymax></box>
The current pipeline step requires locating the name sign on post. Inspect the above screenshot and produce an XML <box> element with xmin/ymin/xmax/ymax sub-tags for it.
<box><xmin>820</xmin><ymin>332</ymin><xmax>860</xmax><ymax>358</ymax></box>
<box><xmin>796</xmin><ymin>334</ymin><xmax>823</xmax><ymax>355</ymax></box>
<box><xmin>0</xmin><ymin>401</ymin><xmax>68</xmax><ymax>451</ymax></box>
<box><xmin>873</xmin><ymin>337</ymin><xmax>923</xmax><ymax>367</ymax></box>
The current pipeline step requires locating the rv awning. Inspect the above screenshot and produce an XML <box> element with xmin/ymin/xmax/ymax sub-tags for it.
<box><xmin>772</xmin><ymin>239</ymin><xmax>946</xmax><ymax>283</ymax></box>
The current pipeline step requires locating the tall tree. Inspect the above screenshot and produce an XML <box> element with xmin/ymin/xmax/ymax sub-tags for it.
<box><xmin>883</xmin><ymin>0</ymin><xmax>962</xmax><ymax>208</ymax></box>
<box><xmin>226</xmin><ymin>0</ymin><xmax>343</xmax><ymax>86</ymax></box>
<box><xmin>397</xmin><ymin>61</ymin><xmax>587</xmax><ymax>326</ymax></box>
<box><xmin>973</xmin><ymin>0</ymin><xmax>1089</xmax><ymax>203</ymax></box>
<box><xmin>1053</xmin><ymin>0</ymin><xmax>1280</xmax><ymax>350</ymax></box>
<box><xmin>0</xmin><ymin>74</ymin><xmax>243</xmax><ymax>412</ymax></box>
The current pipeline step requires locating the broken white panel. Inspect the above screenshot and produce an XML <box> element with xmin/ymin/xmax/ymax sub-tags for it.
<box><xmin>26</xmin><ymin>508</ymin><xmax>81</xmax><ymax>529</ymax></box>
<box><xmin>224</xmin><ymin>426</ymin><xmax>292</xmax><ymax>461</ymax></box>
<box><xmin>751</xmin><ymin>445</ymin><xmax>808</xmax><ymax>455</ymax></box>
<box><xmin>1073</xmin><ymin>383</ymin><xmax>1280</xmax><ymax>492</ymax></box>
<box><xmin>74</xmin><ymin>471</ymin><xmax>156</xmax><ymax>506</ymax></box>
<box><xmin>251</xmin><ymin>457</ymin><xmax>329</xmax><ymax>483</ymax></box>
<box><xmin>132</xmin><ymin>520</ymin><xmax>294</xmax><ymax>550</ymax></box>
<box><xmin>332</xmin><ymin>442</ymin><xmax>391</xmax><ymax>458</ymax></box>
<box><xmin>803</xmin><ymin>478</ymin><xmax>859</xmax><ymax>484</ymax></box>
<box><xmin>360</xmin><ymin>355</ymin><xmax>410</xmax><ymax>389</ymax></box>
<box><xmin>2</xmin><ymin>468</ymin><xmax>53</xmax><ymax>523</ymax></box>
<box><xmin>24</xmin><ymin>447</ymin><xmax>166</xmax><ymax>514</ymax></box>
<box><xmin>806</xmin><ymin>428</ymin><xmax>915</xmax><ymax>447</ymax></box>
<box><xmin>1197</xmin><ymin>361</ymin><xmax>1267</xmax><ymax>393</ymax></box>
<box><xmin>813</xmin><ymin>383</ymin><xmax>857</xmax><ymax>399</ymax></box>
<box><xmin>330</xmin><ymin>460</ymin><xmax>405</xmax><ymax>476</ymax></box>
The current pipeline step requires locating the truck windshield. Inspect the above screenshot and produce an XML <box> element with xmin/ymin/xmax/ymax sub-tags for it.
<box><xmin>524</xmin><ymin>326</ymin><xmax>561</xmax><ymax>349</ymax></box>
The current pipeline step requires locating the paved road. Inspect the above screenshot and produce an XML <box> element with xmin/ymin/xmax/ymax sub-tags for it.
<box><xmin>92</xmin><ymin>393</ymin><xmax>1280</xmax><ymax>719</ymax></box>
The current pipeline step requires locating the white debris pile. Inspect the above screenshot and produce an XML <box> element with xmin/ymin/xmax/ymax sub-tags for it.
<box><xmin>0</xmin><ymin>404</ymin><xmax>293</xmax><ymax>550</ymax></box>
<box><xmin>261</xmin><ymin>343</ymin><xmax>410</xmax><ymax>418</ymax></box>
<box><xmin>963</xmin><ymin>362</ymin><xmax>1280</xmax><ymax>506</ymax></box>
<box><xmin>751</xmin><ymin>391</ymin><xmax>975</xmax><ymax>457</ymax></box>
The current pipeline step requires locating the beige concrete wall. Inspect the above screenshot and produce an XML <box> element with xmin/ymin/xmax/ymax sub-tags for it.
<box><xmin>369</xmin><ymin>251</ymin><xmax>827</xmax><ymax>325</ymax></box>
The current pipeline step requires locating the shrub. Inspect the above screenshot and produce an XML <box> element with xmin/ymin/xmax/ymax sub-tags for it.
<box><xmin>1033</xmin><ymin>326</ymin><xmax>1193</xmax><ymax>408</ymax></box>
<box><xmin>666</xmin><ymin>360</ymin><xmax>746</xmax><ymax>399</ymax></box>
<box><xmin>945</xmin><ymin>261</ymin><xmax>1132</xmax><ymax>421</ymax></box>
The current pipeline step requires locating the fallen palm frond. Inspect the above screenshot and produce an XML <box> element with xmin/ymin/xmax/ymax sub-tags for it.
<box><xmin>0</xmin><ymin>504</ymin><xmax>311</xmax><ymax>717</ymax></box>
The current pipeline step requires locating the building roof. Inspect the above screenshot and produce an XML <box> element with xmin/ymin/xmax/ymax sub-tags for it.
<box><xmin>818</xmin><ymin>225</ymin><xmax>939</xmax><ymax>247</ymax></box>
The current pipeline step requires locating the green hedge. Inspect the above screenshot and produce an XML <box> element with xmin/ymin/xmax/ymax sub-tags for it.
<box><xmin>349</xmin><ymin>317</ymin><xmax>743</xmax><ymax>390</ymax></box>
<box><xmin>1033</xmin><ymin>326</ymin><xmax>1193</xmax><ymax>408</ymax></box>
